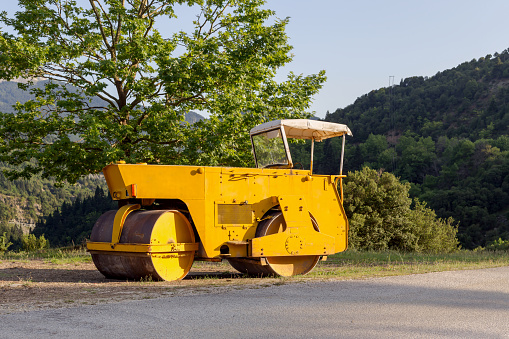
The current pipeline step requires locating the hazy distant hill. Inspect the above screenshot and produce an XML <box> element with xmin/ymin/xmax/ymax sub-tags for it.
<box><xmin>185</xmin><ymin>110</ymin><xmax>206</xmax><ymax>123</ymax></box>
<box><xmin>0</xmin><ymin>80</ymin><xmax>205</xmax><ymax>123</ymax></box>
<box><xmin>0</xmin><ymin>81</ymin><xmax>42</xmax><ymax>113</ymax></box>
<box><xmin>0</xmin><ymin>163</ymin><xmax>109</xmax><ymax>250</ymax></box>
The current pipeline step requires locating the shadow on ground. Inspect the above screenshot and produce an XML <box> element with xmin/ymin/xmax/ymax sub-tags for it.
<box><xmin>0</xmin><ymin>266</ymin><xmax>246</xmax><ymax>284</ymax></box>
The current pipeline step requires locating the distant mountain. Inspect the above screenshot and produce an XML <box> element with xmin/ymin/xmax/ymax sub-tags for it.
<box><xmin>0</xmin><ymin>81</ymin><xmax>41</xmax><ymax>113</ymax></box>
<box><xmin>323</xmin><ymin>48</ymin><xmax>509</xmax><ymax>249</ymax></box>
<box><xmin>0</xmin><ymin>80</ymin><xmax>205</xmax><ymax>122</ymax></box>
<box><xmin>185</xmin><ymin>111</ymin><xmax>206</xmax><ymax>123</ymax></box>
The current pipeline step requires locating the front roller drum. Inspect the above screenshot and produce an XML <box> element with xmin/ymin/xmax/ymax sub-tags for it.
<box><xmin>228</xmin><ymin>211</ymin><xmax>320</xmax><ymax>277</ymax></box>
<box><xmin>89</xmin><ymin>209</ymin><xmax>195</xmax><ymax>281</ymax></box>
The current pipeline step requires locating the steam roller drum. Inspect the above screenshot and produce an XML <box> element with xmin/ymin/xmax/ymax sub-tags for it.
<box><xmin>90</xmin><ymin>209</ymin><xmax>195</xmax><ymax>281</ymax></box>
<box><xmin>228</xmin><ymin>211</ymin><xmax>320</xmax><ymax>277</ymax></box>
<box><xmin>227</xmin><ymin>257</ymin><xmax>272</xmax><ymax>276</ymax></box>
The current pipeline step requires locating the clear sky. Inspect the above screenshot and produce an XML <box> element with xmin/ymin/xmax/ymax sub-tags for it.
<box><xmin>3</xmin><ymin>1</ymin><xmax>509</xmax><ymax>118</ymax></box>
<box><xmin>268</xmin><ymin>0</ymin><xmax>509</xmax><ymax>117</ymax></box>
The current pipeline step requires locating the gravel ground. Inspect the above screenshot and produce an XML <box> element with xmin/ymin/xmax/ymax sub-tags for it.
<box><xmin>0</xmin><ymin>260</ymin><xmax>277</xmax><ymax>314</ymax></box>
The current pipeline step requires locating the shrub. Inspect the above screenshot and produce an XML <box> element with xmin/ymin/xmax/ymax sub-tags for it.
<box><xmin>485</xmin><ymin>238</ymin><xmax>509</xmax><ymax>251</ymax></box>
<box><xmin>343</xmin><ymin>167</ymin><xmax>459</xmax><ymax>253</ymax></box>
<box><xmin>21</xmin><ymin>234</ymin><xmax>48</xmax><ymax>252</ymax></box>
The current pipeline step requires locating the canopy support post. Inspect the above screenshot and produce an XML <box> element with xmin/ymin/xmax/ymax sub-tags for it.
<box><xmin>340</xmin><ymin>134</ymin><xmax>346</xmax><ymax>203</ymax></box>
<box><xmin>340</xmin><ymin>134</ymin><xmax>345</xmax><ymax>175</ymax></box>
<box><xmin>310</xmin><ymin>138</ymin><xmax>315</xmax><ymax>174</ymax></box>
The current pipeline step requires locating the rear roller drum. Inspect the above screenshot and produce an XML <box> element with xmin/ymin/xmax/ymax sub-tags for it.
<box><xmin>90</xmin><ymin>209</ymin><xmax>195</xmax><ymax>281</ymax></box>
<box><xmin>228</xmin><ymin>211</ymin><xmax>320</xmax><ymax>277</ymax></box>
<box><xmin>228</xmin><ymin>257</ymin><xmax>272</xmax><ymax>276</ymax></box>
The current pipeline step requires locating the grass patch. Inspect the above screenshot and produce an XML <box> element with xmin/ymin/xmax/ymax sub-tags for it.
<box><xmin>191</xmin><ymin>260</ymin><xmax>232</xmax><ymax>270</ymax></box>
<box><xmin>308</xmin><ymin>250</ymin><xmax>509</xmax><ymax>279</ymax></box>
<box><xmin>0</xmin><ymin>246</ymin><xmax>91</xmax><ymax>264</ymax></box>
<box><xmin>1</xmin><ymin>247</ymin><xmax>508</xmax><ymax>282</ymax></box>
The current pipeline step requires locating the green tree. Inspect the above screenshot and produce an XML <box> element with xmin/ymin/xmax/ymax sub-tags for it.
<box><xmin>343</xmin><ymin>167</ymin><xmax>458</xmax><ymax>253</ymax></box>
<box><xmin>396</xmin><ymin>135</ymin><xmax>437</xmax><ymax>183</ymax></box>
<box><xmin>408</xmin><ymin>199</ymin><xmax>458</xmax><ymax>253</ymax></box>
<box><xmin>33</xmin><ymin>186</ymin><xmax>117</xmax><ymax>247</ymax></box>
<box><xmin>0</xmin><ymin>0</ymin><xmax>325</xmax><ymax>183</ymax></box>
<box><xmin>0</xmin><ymin>222</ymin><xmax>23</xmax><ymax>251</ymax></box>
<box><xmin>485</xmin><ymin>238</ymin><xmax>509</xmax><ymax>251</ymax></box>
<box><xmin>344</xmin><ymin>167</ymin><xmax>414</xmax><ymax>251</ymax></box>
<box><xmin>359</xmin><ymin>134</ymin><xmax>389</xmax><ymax>168</ymax></box>
<box><xmin>0</xmin><ymin>231</ymin><xmax>12</xmax><ymax>252</ymax></box>
<box><xmin>0</xmin><ymin>200</ymin><xmax>16</xmax><ymax>222</ymax></box>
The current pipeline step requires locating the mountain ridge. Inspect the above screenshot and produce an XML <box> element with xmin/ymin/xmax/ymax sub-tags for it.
<box><xmin>322</xmin><ymin>48</ymin><xmax>509</xmax><ymax>249</ymax></box>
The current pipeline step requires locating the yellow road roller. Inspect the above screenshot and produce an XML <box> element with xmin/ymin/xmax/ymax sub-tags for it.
<box><xmin>87</xmin><ymin>119</ymin><xmax>352</xmax><ymax>281</ymax></box>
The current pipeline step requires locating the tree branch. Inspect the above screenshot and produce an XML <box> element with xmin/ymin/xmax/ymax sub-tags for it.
<box><xmin>40</xmin><ymin>66</ymin><xmax>120</xmax><ymax>109</ymax></box>
<box><xmin>131</xmin><ymin>137</ymin><xmax>179</xmax><ymax>146</ymax></box>
<box><xmin>89</xmin><ymin>0</ymin><xmax>113</xmax><ymax>56</ymax></box>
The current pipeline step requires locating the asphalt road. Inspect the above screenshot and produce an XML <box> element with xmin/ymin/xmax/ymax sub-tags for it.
<box><xmin>1</xmin><ymin>266</ymin><xmax>509</xmax><ymax>338</ymax></box>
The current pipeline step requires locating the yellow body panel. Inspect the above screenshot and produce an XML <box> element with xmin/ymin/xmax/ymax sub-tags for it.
<box><xmin>99</xmin><ymin>163</ymin><xmax>349</xmax><ymax>259</ymax></box>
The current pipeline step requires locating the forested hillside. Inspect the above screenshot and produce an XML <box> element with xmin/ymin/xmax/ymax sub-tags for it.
<box><xmin>323</xmin><ymin>49</ymin><xmax>509</xmax><ymax>249</ymax></box>
<box><xmin>0</xmin><ymin>160</ymin><xmax>108</xmax><ymax>249</ymax></box>
<box><xmin>32</xmin><ymin>187</ymin><xmax>116</xmax><ymax>247</ymax></box>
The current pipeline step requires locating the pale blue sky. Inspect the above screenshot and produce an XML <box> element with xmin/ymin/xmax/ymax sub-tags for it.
<box><xmin>269</xmin><ymin>0</ymin><xmax>509</xmax><ymax>117</ymax></box>
<box><xmin>3</xmin><ymin>1</ymin><xmax>509</xmax><ymax>118</ymax></box>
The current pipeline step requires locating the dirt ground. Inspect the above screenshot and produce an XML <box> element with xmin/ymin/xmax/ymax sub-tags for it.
<box><xmin>0</xmin><ymin>260</ymin><xmax>284</xmax><ymax>314</ymax></box>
